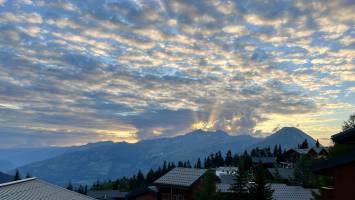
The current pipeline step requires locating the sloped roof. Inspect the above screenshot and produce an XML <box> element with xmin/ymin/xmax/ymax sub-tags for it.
<box><xmin>125</xmin><ymin>186</ymin><xmax>157</xmax><ymax>200</ymax></box>
<box><xmin>271</xmin><ymin>183</ymin><xmax>318</xmax><ymax>200</ymax></box>
<box><xmin>267</xmin><ymin>168</ymin><xmax>294</xmax><ymax>180</ymax></box>
<box><xmin>87</xmin><ymin>190</ymin><xmax>127</xmax><ymax>199</ymax></box>
<box><xmin>331</xmin><ymin>127</ymin><xmax>355</xmax><ymax>144</ymax></box>
<box><xmin>0</xmin><ymin>178</ymin><xmax>96</xmax><ymax>200</ymax></box>
<box><xmin>154</xmin><ymin>167</ymin><xmax>207</xmax><ymax>187</ymax></box>
<box><xmin>219</xmin><ymin>174</ymin><xmax>235</xmax><ymax>184</ymax></box>
<box><xmin>251</xmin><ymin>157</ymin><xmax>276</xmax><ymax>164</ymax></box>
<box><xmin>313</xmin><ymin>152</ymin><xmax>355</xmax><ymax>174</ymax></box>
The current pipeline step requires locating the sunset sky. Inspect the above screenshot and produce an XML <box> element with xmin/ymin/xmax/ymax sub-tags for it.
<box><xmin>0</xmin><ymin>0</ymin><xmax>354</xmax><ymax>148</ymax></box>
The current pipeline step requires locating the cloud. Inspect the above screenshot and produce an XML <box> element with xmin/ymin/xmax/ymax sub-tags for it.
<box><xmin>0</xmin><ymin>0</ymin><xmax>354</xmax><ymax>147</ymax></box>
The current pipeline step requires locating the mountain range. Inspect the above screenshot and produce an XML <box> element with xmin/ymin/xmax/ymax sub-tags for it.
<box><xmin>2</xmin><ymin>127</ymin><xmax>316</xmax><ymax>185</ymax></box>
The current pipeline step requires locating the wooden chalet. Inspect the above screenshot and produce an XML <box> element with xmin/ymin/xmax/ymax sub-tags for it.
<box><xmin>153</xmin><ymin>167</ymin><xmax>207</xmax><ymax>200</ymax></box>
<box><xmin>313</xmin><ymin>127</ymin><xmax>355</xmax><ymax>200</ymax></box>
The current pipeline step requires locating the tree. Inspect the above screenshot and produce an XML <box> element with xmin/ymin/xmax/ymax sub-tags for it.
<box><xmin>343</xmin><ymin>113</ymin><xmax>355</xmax><ymax>131</ymax></box>
<box><xmin>225</xmin><ymin>150</ymin><xmax>233</xmax><ymax>166</ymax></box>
<box><xmin>193</xmin><ymin>169</ymin><xmax>217</xmax><ymax>200</ymax></box>
<box><xmin>248</xmin><ymin>166</ymin><xmax>274</xmax><ymax>200</ymax></box>
<box><xmin>230</xmin><ymin>168</ymin><xmax>248</xmax><ymax>198</ymax></box>
<box><xmin>136</xmin><ymin>170</ymin><xmax>145</xmax><ymax>187</ymax></box>
<box><xmin>299</xmin><ymin>139</ymin><xmax>309</xmax><ymax>149</ymax></box>
<box><xmin>66</xmin><ymin>182</ymin><xmax>73</xmax><ymax>191</ymax></box>
<box><xmin>25</xmin><ymin>172</ymin><xmax>32</xmax><ymax>179</ymax></box>
<box><xmin>293</xmin><ymin>157</ymin><xmax>331</xmax><ymax>188</ymax></box>
<box><xmin>315</xmin><ymin>139</ymin><xmax>320</xmax><ymax>148</ymax></box>
<box><xmin>14</xmin><ymin>169</ymin><xmax>21</xmax><ymax>181</ymax></box>
<box><xmin>195</xmin><ymin>158</ymin><xmax>202</xmax><ymax>169</ymax></box>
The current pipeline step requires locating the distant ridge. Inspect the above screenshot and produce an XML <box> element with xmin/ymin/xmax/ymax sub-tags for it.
<box><xmin>18</xmin><ymin>129</ymin><xmax>260</xmax><ymax>185</ymax></box>
<box><xmin>249</xmin><ymin>127</ymin><xmax>317</xmax><ymax>150</ymax></box>
<box><xmin>0</xmin><ymin>172</ymin><xmax>13</xmax><ymax>184</ymax></box>
<box><xmin>15</xmin><ymin>127</ymin><xmax>314</xmax><ymax>185</ymax></box>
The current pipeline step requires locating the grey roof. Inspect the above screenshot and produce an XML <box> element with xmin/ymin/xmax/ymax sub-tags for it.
<box><xmin>0</xmin><ymin>178</ymin><xmax>96</xmax><ymax>200</ymax></box>
<box><xmin>216</xmin><ymin>183</ymin><xmax>233</xmax><ymax>193</ymax></box>
<box><xmin>313</xmin><ymin>152</ymin><xmax>355</xmax><ymax>174</ymax></box>
<box><xmin>271</xmin><ymin>183</ymin><xmax>318</xmax><ymax>200</ymax></box>
<box><xmin>251</xmin><ymin>157</ymin><xmax>276</xmax><ymax>164</ymax></box>
<box><xmin>154</xmin><ymin>167</ymin><xmax>207</xmax><ymax>187</ymax></box>
<box><xmin>331</xmin><ymin>127</ymin><xmax>355</xmax><ymax>144</ymax></box>
<box><xmin>267</xmin><ymin>168</ymin><xmax>294</xmax><ymax>180</ymax></box>
<box><xmin>219</xmin><ymin>175</ymin><xmax>235</xmax><ymax>184</ymax></box>
<box><xmin>87</xmin><ymin>190</ymin><xmax>127</xmax><ymax>199</ymax></box>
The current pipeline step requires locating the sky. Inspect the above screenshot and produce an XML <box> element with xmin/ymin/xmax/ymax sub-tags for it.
<box><xmin>0</xmin><ymin>0</ymin><xmax>354</xmax><ymax>148</ymax></box>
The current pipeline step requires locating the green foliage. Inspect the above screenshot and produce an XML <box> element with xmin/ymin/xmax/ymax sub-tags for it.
<box><xmin>14</xmin><ymin>169</ymin><xmax>21</xmax><ymax>181</ymax></box>
<box><xmin>293</xmin><ymin>157</ymin><xmax>331</xmax><ymax>188</ymax></box>
<box><xmin>248</xmin><ymin>166</ymin><xmax>274</xmax><ymax>200</ymax></box>
<box><xmin>342</xmin><ymin>113</ymin><xmax>355</xmax><ymax>131</ymax></box>
<box><xmin>224</xmin><ymin>150</ymin><xmax>233</xmax><ymax>166</ymax></box>
<box><xmin>66</xmin><ymin>182</ymin><xmax>73</xmax><ymax>191</ymax></box>
<box><xmin>193</xmin><ymin>169</ymin><xmax>217</xmax><ymax>200</ymax></box>
<box><xmin>25</xmin><ymin>172</ymin><xmax>32</xmax><ymax>178</ymax></box>
<box><xmin>230</xmin><ymin>168</ymin><xmax>248</xmax><ymax>199</ymax></box>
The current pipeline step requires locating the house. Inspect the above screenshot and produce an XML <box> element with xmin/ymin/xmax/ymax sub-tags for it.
<box><xmin>215</xmin><ymin>167</ymin><xmax>238</xmax><ymax>177</ymax></box>
<box><xmin>271</xmin><ymin>183</ymin><xmax>318</xmax><ymax>200</ymax></box>
<box><xmin>251</xmin><ymin>157</ymin><xmax>277</xmax><ymax>168</ymax></box>
<box><xmin>125</xmin><ymin>186</ymin><xmax>158</xmax><ymax>200</ymax></box>
<box><xmin>284</xmin><ymin>147</ymin><xmax>328</xmax><ymax>163</ymax></box>
<box><xmin>313</xmin><ymin>127</ymin><xmax>355</xmax><ymax>200</ymax></box>
<box><xmin>266</xmin><ymin>168</ymin><xmax>294</xmax><ymax>181</ymax></box>
<box><xmin>216</xmin><ymin>174</ymin><xmax>237</xmax><ymax>193</ymax></box>
<box><xmin>216</xmin><ymin>176</ymin><xmax>317</xmax><ymax>199</ymax></box>
<box><xmin>0</xmin><ymin>177</ymin><xmax>96</xmax><ymax>200</ymax></box>
<box><xmin>87</xmin><ymin>190</ymin><xmax>127</xmax><ymax>200</ymax></box>
<box><xmin>0</xmin><ymin>172</ymin><xmax>13</xmax><ymax>184</ymax></box>
<box><xmin>153</xmin><ymin>167</ymin><xmax>207</xmax><ymax>200</ymax></box>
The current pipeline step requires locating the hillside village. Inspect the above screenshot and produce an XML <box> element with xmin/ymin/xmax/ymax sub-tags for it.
<box><xmin>1</xmin><ymin>124</ymin><xmax>354</xmax><ymax>200</ymax></box>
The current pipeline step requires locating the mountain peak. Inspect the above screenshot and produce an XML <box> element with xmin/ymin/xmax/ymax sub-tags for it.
<box><xmin>249</xmin><ymin>127</ymin><xmax>316</xmax><ymax>150</ymax></box>
<box><xmin>187</xmin><ymin>129</ymin><xmax>229</xmax><ymax>137</ymax></box>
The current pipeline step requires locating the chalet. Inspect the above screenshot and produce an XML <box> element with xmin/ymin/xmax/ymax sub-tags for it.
<box><xmin>313</xmin><ymin>127</ymin><xmax>355</xmax><ymax>200</ymax></box>
<box><xmin>271</xmin><ymin>183</ymin><xmax>318</xmax><ymax>200</ymax></box>
<box><xmin>215</xmin><ymin>167</ymin><xmax>238</xmax><ymax>177</ymax></box>
<box><xmin>284</xmin><ymin>147</ymin><xmax>328</xmax><ymax>163</ymax></box>
<box><xmin>153</xmin><ymin>167</ymin><xmax>207</xmax><ymax>200</ymax></box>
<box><xmin>266</xmin><ymin>168</ymin><xmax>294</xmax><ymax>181</ymax></box>
<box><xmin>0</xmin><ymin>177</ymin><xmax>96</xmax><ymax>200</ymax></box>
<box><xmin>125</xmin><ymin>186</ymin><xmax>158</xmax><ymax>200</ymax></box>
<box><xmin>251</xmin><ymin>156</ymin><xmax>277</xmax><ymax>168</ymax></box>
<box><xmin>87</xmin><ymin>190</ymin><xmax>127</xmax><ymax>200</ymax></box>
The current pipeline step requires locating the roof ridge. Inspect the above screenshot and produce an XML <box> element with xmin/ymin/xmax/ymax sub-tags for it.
<box><xmin>0</xmin><ymin>177</ymin><xmax>37</xmax><ymax>187</ymax></box>
<box><xmin>36</xmin><ymin>179</ymin><xmax>97</xmax><ymax>200</ymax></box>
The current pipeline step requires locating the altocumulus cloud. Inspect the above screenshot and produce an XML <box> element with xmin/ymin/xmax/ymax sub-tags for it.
<box><xmin>0</xmin><ymin>0</ymin><xmax>354</xmax><ymax>147</ymax></box>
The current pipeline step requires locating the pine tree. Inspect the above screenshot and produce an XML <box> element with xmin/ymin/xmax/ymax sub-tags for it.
<box><xmin>230</xmin><ymin>168</ymin><xmax>248</xmax><ymax>198</ymax></box>
<box><xmin>146</xmin><ymin>169</ymin><xmax>155</xmax><ymax>184</ymax></box>
<box><xmin>195</xmin><ymin>158</ymin><xmax>202</xmax><ymax>168</ymax></box>
<box><xmin>248</xmin><ymin>166</ymin><xmax>274</xmax><ymax>200</ymax></box>
<box><xmin>193</xmin><ymin>169</ymin><xmax>216</xmax><ymax>200</ymax></box>
<box><xmin>300</xmin><ymin>139</ymin><xmax>309</xmax><ymax>149</ymax></box>
<box><xmin>343</xmin><ymin>113</ymin><xmax>355</xmax><ymax>131</ymax></box>
<box><xmin>25</xmin><ymin>172</ymin><xmax>32</xmax><ymax>179</ymax></box>
<box><xmin>225</xmin><ymin>150</ymin><xmax>233</xmax><ymax>166</ymax></box>
<box><xmin>66</xmin><ymin>182</ymin><xmax>73</xmax><ymax>191</ymax></box>
<box><xmin>273</xmin><ymin>145</ymin><xmax>278</xmax><ymax>157</ymax></box>
<box><xmin>136</xmin><ymin>170</ymin><xmax>145</xmax><ymax>187</ymax></box>
<box><xmin>14</xmin><ymin>169</ymin><xmax>21</xmax><ymax>181</ymax></box>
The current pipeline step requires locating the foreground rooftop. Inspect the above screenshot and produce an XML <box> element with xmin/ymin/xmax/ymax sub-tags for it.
<box><xmin>0</xmin><ymin>178</ymin><xmax>96</xmax><ymax>200</ymax></box>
